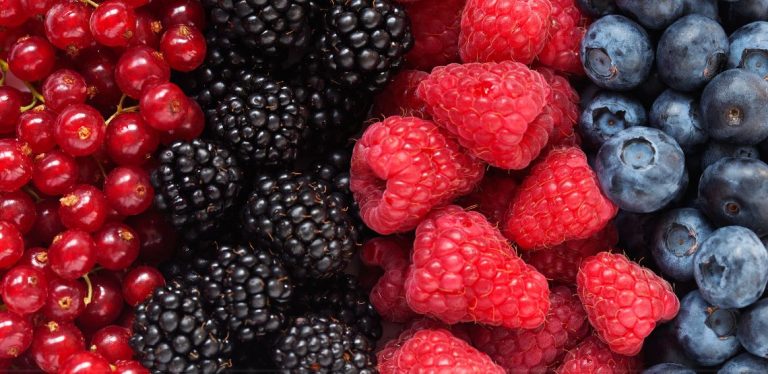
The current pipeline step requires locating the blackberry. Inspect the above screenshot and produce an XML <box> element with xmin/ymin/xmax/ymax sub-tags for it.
<box><xmin>207</xmin><ymin>69</ymin><xmax>307</xmax><ymax>168</ymax></box>
<box><xmin>293</xmin><ymin>274</ymin><xmax>382</xmax><ymax>341</ymax></box>
<box><xmin>151</xmin><ymin>139</ymin><xmax>244</xmax><ymax>241</ymax></box>
<box><xmin>201</xmin><ymin>0</ymin><xmax>312</xmax><ymax>66</ymax></box>
<box><xmin>199</xmin><ymin>243</ymin><xmax>294</xmax><ymax>342</ymax></box>
<box><xmin>130</xmin><ymin>281</ymin><xmax>233</xmax><ymax>373</ymax></box>
<box><xmin>315</xmin><ymin>0</ymin><xmax>413</xmax><ymax>93</ymax></box>
<box><xmin>240</xmin><ymin>172</ymin><xmax>358</xmax><ymax>279</ymax></box>
<box><xmin>272</xmin><ymin>316</ymin><xmax>376</xmax><ymax>373</ymax></box>
<box><xmin>306</xmin><ymin>150</ymin><xmax>369</xmax><ymax>236</ymax></box>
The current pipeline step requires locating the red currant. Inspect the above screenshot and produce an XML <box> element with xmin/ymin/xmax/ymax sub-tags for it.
<box><xmin>30</xmin><ymin>199</ymin><xmax>66</xmax><ymax>245</ymax></box>
<box><xmin>30</xmin><ymin>321</ymin><xmax>85</xmax><ymax>373</ymax></box>
<box><xmin>90</xmin><ymin>0</ymin><xmax>137</xmax><ymax>47</ymax></box>
<box><xmin>0</xmin><ymin>139</ymin><xmax>33</xmax><ymax>192</ymax></box>
<box><xmin>122</xmin><ymin>265</ymin><xmax>164</xmax><ymax>306</ymax></box>
<box><xmin>89</xmin><ymin>325</ymin><xmax>133</xmax><ymax>362</ymax></box>
<box><xmin>160</xmin><ymin>99</ymin><xmax>205</xmax><ymax>144</ymax></box>
<box><xmin>116</xmin><ymin>309</ymin><xmax>134</xmax><ymax>329</ymax></box>
<box><xmin>76</xmin><ymin>48</ymin><xmax>122</xmax><ymax>109</ymax></box>
<box><xmin>44</xmin><ymin>2</ymin><xmax>95</xmax><ymax>54</ymax></box>
<box><xmin>114</xmin><ymin>360</ymin><xmax>150</xmax><ymax>374</ymax></box>
<box><xmin>0</xmin><ymin>86</ymin><xmax>23</xmax><ymax>134</ymax></box>
<box><xmin>58</xmin><ymin>184</ymin><xmax>108</xmax><ymax>232</ymax></box>
<box><xmin>22</xmin><ymin>0</ymin><xmax>58</xmax><ymax>16</ymax></box>
<box><xmin>77</xmin><ymin>155</ymin><xmax>108</xmax><ymax>186</ymax></box>
<box><xmin>126</xmin><ymin>211</ymin><xmax>177</xmax><ymax>265</ymax></box>
<box><xmin>140</xmin><ymin>82</ymin><xmax>190</xmax><ymax>131</ymax></box>
<box><xmin>0</xmin><ymin>311</ymin><xmax>33</xmax><ymax>359</ymax></box>
<box><xmin>42</xmin><ymin>277</ymin><xmax>86</xmax><ymax>322</ymax></box>
<box><xmin>131</xmin><ymin>9</ymin><xmax>163</xmax><ymax>48</ymax></box>
<box><xmin>17</xmin><ymin>107</ymin><xmax>57</xmax><ymax>154</ymax></box>
<box><xmin>54</xmin><ymin>104</ymin><xmax>106</xmax><ymax>157</ymax></box>
<box><xmin>106</xmin><ymin>112</ymin><xmax>160</xmax><ymax>166</ymax></box>
<box><xmin>42</xmin><ymin>69</ymin><xmax>89</xmax><ymax>113</ymax></box>
<box><xmin>1</xmin><ymin>265</ymin><xmax>48</xmax><ymax>315</ymax></box>
<box><xmin>32</xmin><ymin>150</ymin><xmax>79</xmax><ymax>196</ymax></box>
<box><xmin>159</xmin><ymin>24</ymin><xmax>206</xmax><ymax>72</ymax></box>
<box><xmin>18</xmin><ymin>247</ymin><xmax>55</xmax><ymax>279</ymax></box>
<box><xmin>94</xmin><ymin>222</ymin><xmax>140</xmax><ymax>270</ymax></box>
<box><xmin>77</xmin><ymin>272</ymin><xmax>124</xmax><ymax>330</ymax></box>
<box><xmin>8</xmin><ymin>36</ymin><xmax>56</xmax><ymax>81</ymax></box>
<box><xmin>123</xmin><ymin>0</ymin><xmax>151</xmax><ymax>8</ymax></box>
<box><xmin>48</xmin><ymin>229</ymin><xmax>96</xmax><ymax>280</ymax></box>
<box><xmin>0</xmin><ymin>0</ymin><xmax>27</xmax><ymax>27</ymax></box>
<box><xmin>0</xmin><ymin>221</ymin><xmax>23</xmax><ymax>269</ymax></box>
<box><xmin>0</xmin><ymin>191</ymin><xmax>36</xmax><ymax>234</ymax></box>
<box><xmin>60</xmin><ymin>351</ymin><xmax>111</xmax><ymax>374</ymax></box>
<box><xmin>104</xmin><ymin>166</ymin><xmax>154</xmax><ymax>216</ymax></box>
<box><xmin>115</xmin><ymin>45</ymin><xmax>170</xmax><ymax>99</ymax></box>
<box><xmin>161</xmin><ymin>0</ymin><xmax>206</xmax><ymax>29</ymax></box>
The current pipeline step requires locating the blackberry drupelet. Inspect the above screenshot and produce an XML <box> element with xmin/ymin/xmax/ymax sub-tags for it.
<box><xmin>201</xmin><ymin>0</ymin><xmax>312</xmax><ymax>66</ymax></box>
<box><xmin>294</xmin><ymin>274</ymin><xmax>382</xmax><ymax>341</ymax></box>
<box><xmin>207</xmin><ymin>69</ymin><xmax>307</xmax><ymax>168</ymax></box>
<box><xmin>315</xmin><ymin>0</ymin><xmax>414</xmax><ymax>93</ymax></box>
<box><xmin>240</xmin><ymin>172</ymin><xmax>359</xmax><ymax>279</ymax></box>
<box><xmin>151</xmin><ymin>139</ymin><xmax>244</xmax><ymax>241</ymax></box>
<box><xmin>200</xmin><ymin>243</ymin><xmax>294</xmax><ymax>342</ymax></box>
<box><xmin>272</xmin><ymin>315</ymin><xmax>376</xmax><ymax>373</ymax></box>
<box><xmin>308</xmin><ymin>149</ymin><xmax>369</xmax><ymax>237</ymax></box>
<box><xmin>130</xmin><ymin>281</ymin><xmax>232</xmax><ymax>373</ymax></box>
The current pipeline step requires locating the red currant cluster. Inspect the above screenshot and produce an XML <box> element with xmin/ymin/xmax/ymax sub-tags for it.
<box><xmin>0</xmin><ymin>0</ymin><xmax>207</xmax><ymax>372</ymax></box>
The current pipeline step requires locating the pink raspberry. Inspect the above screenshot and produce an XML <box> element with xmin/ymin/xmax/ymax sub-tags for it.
<box><xmin>537</xmin><ymin>0</ymin><xmax>589</xmax><ymax>75</ymax></box>
<box><xmin>459</xmin><ymin>0</ymin><xmax>553</xmax><ymax>64</ymax></box>
<box><xmin>350</xmin><ymin>116</ymin><xmax>485</xmax><ymax>234</ymax></box>
<box><xmin>504</xmin><ymin>147</ymin><xmax>618</xmax><ymax>250</ymax></box>
<box><xmin>536</xmin><ymin>67</ymin><xmax>580</xmax><ymax>147</ymax></box>
<box><xmin>405</xmin><ymin>205</ymin><xmax>550</xmax><ymax>329</ymax></box>
<box><xmin>360</xmin><ymin>236</ymin><xmax>417</xmax><ymax>323</ymax></box>
<box><xmin>417</xmin><ymin>61</ymin><xmax>552</xmax><ymax>169</ymax></box>
<box><xmin>459</xmin><ymin>170</ymin><xmax>519</xmax><ymax>226</ymax></box>
<box><xmin>403</xmin><ymin>0</ymin><xmax>465</xmax><ymax>70</ymax></box>
<box><xmin>577</xmin><ymin>252</ymin><xmax>680</xmax><ymax>356</ymax></box>
<box><xmin>557</xmin><ymin>335</ymin><xmax>642</xmax><ymax>374</ymax></box>
<box><xmin>372</xmin><ymin>70</ymin><xmax>429</xmax><ymax>119</ymax></box>
<box><xmin>469</xmin><ymin>286</ymin><xmax>591</xmax><ymax>373</ymax></box>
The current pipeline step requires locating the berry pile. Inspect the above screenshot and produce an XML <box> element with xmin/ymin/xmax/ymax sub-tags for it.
<box><xmin>0</xmin><ymin>0</ymin><xmax>767</xmax><ymax>373</ymax></box>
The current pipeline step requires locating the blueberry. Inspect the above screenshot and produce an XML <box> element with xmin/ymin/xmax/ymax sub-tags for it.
<box><xmin>643</xmin><ymin>323</ymin><xmax>700</xmax><ymax>369</ymax></box>
<box><xmin>681</xmin><ymin>0</ymin><xmax>718</xmax><ymax>20</ymax></box>
<box><xmin>738</xmin><ymin>298</ymin><xmax>768</xmax><ymax>358</ymax></box>
<box><xmin>580</xmin><ymin>15</ymin><xmax>654</xmax><ymax>91</ymax></box>
<box><xmin>656</xmin><ymin>15</ymin><xmax>728</xmax><ymax>91</ymax></box>
<box><xmin>700</xmin><ymin>69</ymin><xmax>768</xmax><ymax>145</ymax></box>
<box><xmin>723</xmin><ymin>1</ymin><xmax>768</xmax><ymax>31</ymax></box>
<box><xmin>700</xmin><ymin>142</ymin><xmax>759</xmax><ymax>170</ymax></box>
<box><xmin>698</xmin><ymin>158</ymin><xmax>768</xmax><ymax>236</ymax></box>
<box><xmin>616</xmin><ymin>0</ymin><xmax>685</xmax><ymax>29</ymax></box>
<box><xmin>579</xmin><ymin>92</ymin><xmax>646</xmax><ymax>150</ymax></box>
<box><xmin>650</xmin><ymin>89</ymin><xmax>708</xmax><ymax>152</ymax></box>
<box><xmin>652</xmin><ymin>208</ymin><xmax>714</xmax><ymax>282</ymax></box>
<box><xmin>595</xmin><ymin>127</ymin><xmax>687</xmax><ymax>213</ymax></box>
<box><xmin>694</xmin><ymin>226</ymin><xmax>768</xmax><ymax>309</ymax></box>
<box><xmin>719</xmin><ymin>353</ymin><xmax>768</xmax><ymax>373</ymax></box>
<box><xmin>575</xmin><ymin>0</ymin><xmax>617</xmax><ymax>18</ymax></box>
<box><xmin>727</xmin><ymin>21</ymin><xmax>768</xmax><ymax>79</ymax></box>
<box><xmin>673</xmin><ymin>290</ymin><xmax>741</xmax><ymax>366</ymax></box>
<box><xmin>642</xmin><ymin>363</ymin><xmax>696</xmax><ymax>374</ymax></box>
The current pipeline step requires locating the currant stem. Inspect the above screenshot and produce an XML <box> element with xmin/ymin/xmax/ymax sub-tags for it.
<box><xmin>92</xmin><ymin>156</ymin><xmax>108</xmax><ymax>180</ymax></box>
<box><xmin>80</xmin><ymin>0</ymin><xmax>100</xmax><ymax>8</ymax></box>
<box><xmin>24</xmin><ymin>82</ymin><xmax>46</xmax><ymax>104</ymax></box>
<box><xmin>82</xmin><ymin>273</ymin><xmax>94</xmax><ymax>305</ymax></box>
<box><xmin>0</xmin><ymin>59</ymin><xmax>8</xmax><ymax>86</ymax></box>
<box><xmin>22</xmin><ymin>186</ymin><xmax>42</xmax><ymax>202</ymax></box>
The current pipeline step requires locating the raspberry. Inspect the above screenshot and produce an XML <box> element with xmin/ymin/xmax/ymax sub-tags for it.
<box><xmin>536</xmin><ymin>67</ymin><xmax>580</xmax><ymax>147</ymax></box>
<box><xmin>403</xmin><ymin>0</ymin><xmax>465</xmax><ymax>70</ymax></box>
<box><xmin>556</xmin><ymin>335</ymin><xmax>642</xmax><ymax>374</ymax></box>
<box><xmin>350</xmin><ymin>116</ymin><xmax>485</xmax><ymax>234</ymax></box>
<box><xmin>522</xmin><ymin>223</ymin><xmax>619</xmax><ymax>282</ymax></box>
<box><xmin>459</xmin><ymin>0</ymin><xmax>552</xmax><ymax>64</ymax></box>
<box><xmin>504</xmin><ymin>147</ymin><xmax>618</xmax><ymax>250</ymax></box>
<box><xmin>404</xmin><ymin>205</ymin><xmax>550</xmax><ymax>329</ymax></box>
<box><xmin>577</xmin><ymin>252</ymin><xmax>680</xmax><ymax>356</ymax></box>
<box><xmin>417</xmin><ymin>61</ymin><xmax>552</xmax><ymax>169</ymax></box>
<box><xmin>537</xmin><ymin>0</ymin><xmax>589</xmax><ymax>75</ymax></box>
<box><xmin>378</xmin><ymin>328</ymin><xmax>505</xmax><ymax>374</ymax></box>
<box><xmin>469</xmin><ymin>286</ymin><xmax>591</xmax><ymax>373</ymax></box>
<box><xmin>372</xmin><ymin>70</ymin><xmax>429</xmax><ymax>119</ymax></box>
<box><xmin>459</xmin><ymin>170</ymin><xmax>519</xmax><ymax>226</ymax></box>
<box><xmin>360</xmin><ymin>236</ymin><xmax>418</xmax><ymax>323</ymax></box>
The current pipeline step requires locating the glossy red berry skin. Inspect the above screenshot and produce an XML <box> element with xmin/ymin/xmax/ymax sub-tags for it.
<box><xmin>160</xmin><ymin>99</ymin><xmax>204</xmax><ymax>144</ymax></box>
<box><xmin>139</xmin><ymin>82</ymin><xmax>189</xmax><ymax>131</ymax></box>
<box><xmin>0</xmin><ymin>220</ymin><xmax>24</xmax><ymax>269</ymax></box>
<box><xmin>0</xmin><ymin>86</ymin><xmax>24</xmax><ymax>134</ymax></box>
<box><xmin>18</xmin><ymin>247</ymin><xmax>54</xmax><ymax>278</ymax></box>
<box><xmin>42</xmin><ymin>276</ymin><xmax>86</xmax><ymax>322</ymax></box>
<box><xmin>89</xmin><ymin>0</ymin><xmax>136</xmax><ymax>47</ymax></box>
<box><xmin>17</xmin><ymin>108</ymin><xmax>57</xmax><ymax>154</ymax></box>
<box><xmin>44</xmin><ymin>2</ymin><xmax>95</xmax><ymax>54</ymax></box>
<box><xmin>0</xmin><ymin>310</ymin><xmax>33</xmax><ymax>359</ymax></box>
<box><xmin>115</xmin><ymin>46</ymin><xmax>170</xmax><ymax>98</ymax></box>
<box><xmin>54</xmin><ymin>104</ymin><xmax>105</xmax><ymax>157</ymax></box>
<box><xmin>105</xmin><ymin>113</ymin><xmax>159</xmax><ymax>166</ymax></box>
<box><xmin>122</xmin><ymin>265</ymin><xmax>164</xmax><ymax>306</ymax></box>
<box><xmin>104</xmin><ymin>166</ymin><xmax>154</xmax><ymax>216</ymax></box>
<box><xmin>58</xmin><ymin>184</ymin><xmax>108</xmax><ymax>232</ymax></box>
<box><xmin>131</xmin><ymin>9</ymin><xmax>163</xmax><ymax>48</ymax></box>
<box><xmin>32</xmin><ymin>150</ymin><xmax>79</xmax><ymax>196</ymax></box>
<box><xmin>30</xmin><ymin>321</ymin><xmax>85</xmax><ymax>373</ymax></box>
<box><xmin>77</xmin><ymin>272</ymin><xmax>124</xmax><ymax>330</ymax></box>
<box><xmin>94</xmin><ymin>222</ymin><xmax>140</xmax><ymax>270</ymax></box>
<box><xmin>161</xmin><ymin>0</ymin><xmax>206</xmax><ymax>29</ymax></box>
<box><xmin>160</xmin><ymin>24</ymin><xmax>206</xmax><ymax>72</ymax></box>
<box><xmin>0</xmin><ymin>0</ymin><xmax>28</xmax><ymax>27</ymax></box>
<box><xmin>0</xmin><ymin>139</ymin><xmax>33</xmax><ymax>192</ymax></box>
<box><xmin>89</xmin><ymin>325</ymin><xmax>133</xmax><ymax>362</ymax></box>
<box><xmin>1</xmin><ymin>265</ymin><xmax>48</xmax><ymax>315</ymax></box>
<box><xmin>22</xmin><ymin>0</ymin><xmax>57</xmax><ymax>16</ymax></box>
<box><xmin>60</xmin><ymin>351</ymin><xmax>112</xmax><ymax>374</ymax></box>
<box><xmin>114</xmin><ymin>360</ymin><xmax>150</xmax><ymax>374</ymax></box>
<box><xmin>0</xmin><ymin>191</ymin><xmax>36</xmax><ymax>234</ymax></box>
<box><xmin>30</xmin><ymin>200</ymin><xmax>66</xmax><ymax>246</ymax></box>
<box><xmin>126</xmin><ymin>211</ymin><xmax>177</xmax><ymax>265</ymax></box>
<box><xmin>77</xmin><ymin>155</ymin><xmax>108</xmax><ymax>187</ymax></box>
<box><xmin>8</xmin><ymin>36</ymin><xmax>56</xmax><ymax>81</ymax></box>
<box><xmin>42</xmin><ymin>69</ymin><xmax>89</xmax><ymax>112</ymax></box>
<box><xmin>76</xmin><ymin>49</ymin><xmax>121</xmax><ymax>109</ymax></box>
<box><xmin>48</xmin><ymin>230</ymin><xmax>96</xmax><ymax>280</ymax></box>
